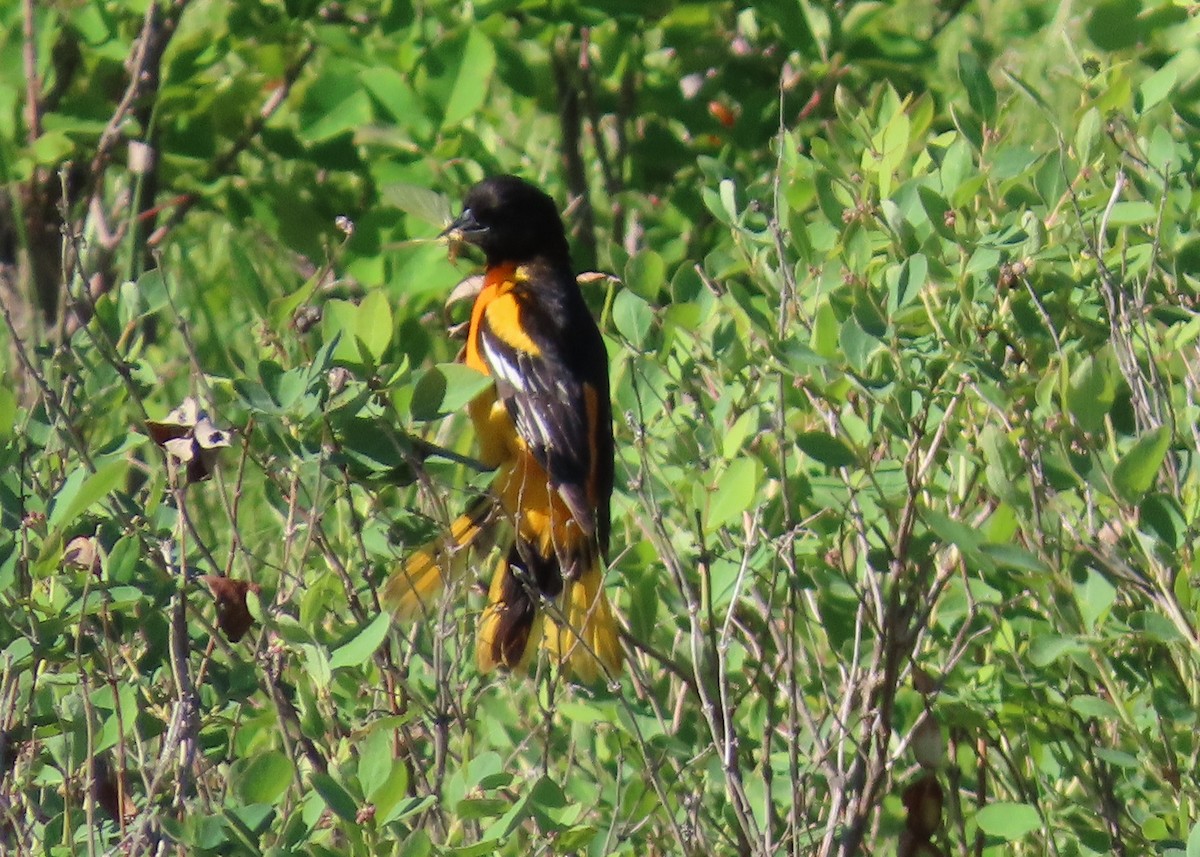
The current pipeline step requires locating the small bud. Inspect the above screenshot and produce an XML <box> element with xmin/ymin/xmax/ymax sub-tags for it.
<box><xmin>327</xmin><ymin>366</ymin><xmax>351</xmax><ymax>397</ymax></box>
<box><xmin>127</xmin><ymin>140</ymin><xmax>156</xmax><ymax>176</ymax></box>
<box><xmin>63</xmin><ymin>536</ymin><xmax>101</xmax><ymax>576</ymax></box>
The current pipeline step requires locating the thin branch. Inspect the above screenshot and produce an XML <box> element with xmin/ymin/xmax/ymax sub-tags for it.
<box><xmin>148</xmin><ymin>40</ymin><xmax>317</xmax><ymax>248</ymax></box>
<box><xmin>87</xmin><ymin>1</ymin><xmax>188</xmax><ymax>193</ymax></box>
<box><xmin>552</xmin><ymin>35</ymin><xmax>597</xmax><ymax>266</ymax></box>
<box><xmin>20</xmin><ymin>0</ymin><xmax>42</xmax><ymax>144</ymax></box>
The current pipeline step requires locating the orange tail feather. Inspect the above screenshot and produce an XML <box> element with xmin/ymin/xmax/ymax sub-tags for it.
<box><xmin>543</xmin><ymin>561</ymin><xmax>622</xmax><ymax>682</ymax></box>
<box><xmin>384</xmin><ymin>498</ymin><xmax>493</xmax><ymax>620</ymax></box>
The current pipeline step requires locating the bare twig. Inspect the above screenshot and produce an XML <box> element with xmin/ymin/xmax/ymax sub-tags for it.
<box><xmin>87</xmin><ymin>1</ymin><xmax>188</xmax><ymax>192</ymax></box>
<box><xmin>552</xmin><ymin>35</ymin><xmax>597</xmax><ymax>266</ymax></box>
<box><xmin>20</xmin><ymin>0</ymin><xmax>42</xmax><ymax>144</ymax></box>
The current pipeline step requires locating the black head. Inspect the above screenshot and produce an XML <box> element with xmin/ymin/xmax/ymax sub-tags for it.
<box><xmin>443</xmin><ymin>175</ymin><xmax>571</xmax><ymax>265</ymax></box>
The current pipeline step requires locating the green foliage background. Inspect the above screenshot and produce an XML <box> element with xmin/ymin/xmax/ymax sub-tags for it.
<box><xmin>3</xmin><ymin>0</ymin><xmax>1200</xmax><ymax>855</ymax></box>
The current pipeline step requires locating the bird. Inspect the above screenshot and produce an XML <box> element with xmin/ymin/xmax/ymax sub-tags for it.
<box><xmin>384</xmin><ymin>175</ymin><xmax>622</xmax><ymax>682</ymax></box>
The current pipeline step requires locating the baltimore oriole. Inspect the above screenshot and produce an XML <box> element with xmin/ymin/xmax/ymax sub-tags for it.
<box><xmin>385</xmin><ymin>175</ymin><xmax>622</xmax><ymax>681</ymax></box>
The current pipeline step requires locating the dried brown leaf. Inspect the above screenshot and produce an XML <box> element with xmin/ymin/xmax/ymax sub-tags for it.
<box><xmin>446</xmin><ymin>274</ymin><xmax>484</xmax><ymax>309</ymax></box>
<box><xmin>200</xmin><ymin>575</ymin><xmax>262</xmax><ymax>642</ymax></box>
<box><xmin>911</xmin><ymin>664</ymin><xmax>937</xmax><ymax>695</ymax></box>
<box><xmin>92</xmin><ymin>755</ymin><xmax>136</xmax><ymax>824</ymax></box>
<box><xmin>901</xmin><ymin>773</ymin><xmax>943</xmax><ymax>840</ymax></box>
<box><xmin>146</xmin><ymin>397</ymin><xmax>202</xmax><ymax>445</ymax></box>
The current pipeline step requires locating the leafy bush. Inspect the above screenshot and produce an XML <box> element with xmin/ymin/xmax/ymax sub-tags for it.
<box><xmin>2</xmin><ymin>1</ymin><xmax>1200</xmax><ymax>855</ymax></box>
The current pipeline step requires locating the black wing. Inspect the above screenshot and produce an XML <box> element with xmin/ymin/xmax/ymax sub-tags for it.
<box><xmin>476</xmin><ymin>278</ymin><xmax>612</xmax><ymax>545</ymax></box>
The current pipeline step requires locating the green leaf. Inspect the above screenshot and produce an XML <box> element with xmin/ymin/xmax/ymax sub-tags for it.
<box><xmin>838</xmin><ymin>316</ymin><xmax>880</xmax><ymax>372</ymax></box>
<box><xmin>470</xmin><ymin>752</ymin><xmax>508</xmax><ymax>791</ymax></box>
<box><xmin>323</xmin><ymin>299</ymin><xmax>366</xmax><ymax>364</ymax></box>
<box><xmin>923</xmin><ymin>511</ymin><xmax>986</xmax><ymax>562</ymax></box>
<box><xmin>1147</xmin><ymin>125</ymin><xmax>1178</xmax><ymax>172</ymax></box>
<box><xmin>1139</xmin><ymin>493</ymin><xmax>1185</xmax><ymax>549</ymax></box>
<box><xmin>1087</xmin><ymin>0</ymin><xmax>1141</xmax><ymax>51</ymax></box>
<box><xmin>134</xmin><ymin>269</ymin><xmax>170</xmax><ymax>317</ymax></box>
<box><xmin>234</xmin><ymin>377</ymin><xmax>280</xmax><ymax>416</ymax></box>
<box><xmin>1112</xmin><ymin>425</ymin><xmax>1170</xmax><ymax>503</ymax></box>
<box><xmin>810</xmin><ymin>301</ymin><xmax>839</xmax><ymax>359</ymax></box>
<box><xmin>977</xmin><ymin>543</ymin><xmax>1049</xmax><ymax>575</ymax></box>
<box><xmin>919</xmin><ymin>185</ymin><xmax>954</xmax><ymax>238</ymax></box>
<box><xmin>356</xmin><ymin>289</ymin><xmax>394</xmax><ymax>364</ymax></box>
<box><xmin>890</xmin><ymin>254</ymin><xmax>926</xmax><ymax>312</ymax></box>
<box><xmin>1137</xmin><ymin>66</ymin><xmax>1177</xmax><ymax>114</ymax></box>
<box><xmin>852</xmin><ymin>289</ymin><xmax>887</xmax><ymax>337</ymax></box>
<box><xmin>1129</xmin><ymin>610</ymin><xmax>1184</xmax><ymax>643</ymax></box>
<box><xmin>612</xmin><ymin>289</ymin><xmax>653</xmax><ymax>348</ymax></box>
<box><xmin>1105</xmin><ymin>201</ymin><xmax>1156</xmax><ymax>225</ymax></box>
<box><xmin>443</xmin><ymin>30</ymin><xmax>497</xmax><ymax>128</ymax></box>
<box><xmin>555</xmin><ymin>825</ymin><xmax>599</xmax><ymax>852</ymax></box>
<box><xmin>393</xmin><ymin>242</ymin><xmax>464</xmax><ymax>299</ymax></box>
<box><xmin>527</xmin><ymin>775</ymin><xmax>571</xmax><ymax>828</ymax></box>
<box><xmin>1029</xmin><ymin>634</ymin><xmax>1086</xmax><ymax>668</ymax></box>
<box><xmin>381</xmin><ymin>183</ymin><xmax>451</xmax><ymax>226</ymax></box>
<box><xmin>310</xmin><ymin>772</ymin><xmax>359</xmax><ymax>823</ymax></box>
<box><xmin>444</xmin><ymin>840</ymin><xmax>503</xmax><ymax>857</ymax></box>
<box><xmin>235</xmin><ymin>752</ymin><xmax>293</xmax><ymax>806</ymax></box>
<box><xmin>1186</xmin><ymin>818</ymin><xmax>1200</xmax><ymax>857</ymax></box>
<box><xmin>958</xmin><ymin>53</ymin><xmax>996</xmax><ymax>122</ymax></box>
<box><xmin>456</xmin><ymin>798</ymin><xmax>510</xmax><ymax>820</ymax></box>
<box><xmin>223</xmin><ymin>803</ymin><xmax>274</xmax><ymax>840</ymax></box>
<box><xmin>1094</xmin><ymin>748</ymin><xmax>1139</xmax><ymax>769</ymax></box>
<box><xmin>409</xmin><ymin>363</ymin><xmax>491</xmax><ymax>422</ymax></box>
<box><xmin>701</xmin><ymin>186</ymin><xmax>729</xmax><ymax>225</ymax></box>
<box><xmin>1070</xmin><ymin>694</ymin><xmax>1120</xmax><ymax>720</ymax></box>
<box><xmin>329</xmin><ymin>612</ymin><xmax>391</xmax><ymax>670</ymax></box>
<box><xmin>706</xmin><ymin>457</ymin><xmax>761</xmax><ymax>532</ymax></box>
<box><xmin>372</xmin><ymin>763</ymin><xmax>412</xmax><ymax>824</ymax></box>
<box><xmin>269</xmin><ymin>266</ymin><xmax>326</xmax><ymax>331</ymax></box>
<box><xmin>1076</xmin><ymin>107</ymin><xmax>1101</xmax><ymax>165</ymax></box>
<box><xmin>300</xmin><ymin>644</ymin><xmax>332</xmax><ymax>690</ymax></box>
<box><xmin>357</xmin><ymin>727</ymin><xmax>393</xmax><ymax>799</ymax></box>
<box><xmin>334</xmin><ymin>416</ymin><xmax>414</xmax><ymax>476</ymax></box>
<box><xmin>796</xmin><ymin>432</ymin><xmax>857</xmax><ymax>468</ymax></box>
<box><xmin>877</xmin><ymin>105</ymin><xmax>911</xmax><ymax>180</ymax></box>
<box><xmin>29</xmin><ymin>131</ymin><xmax>75</xmax><ymax>166</ymax></box>
<box><xmin>1066</xmin><ymin>352</ymin><xmax>1117</xmax><ymax>433</ymax></box>
<box><xmin>107</xmin><ymin>535</ymin><xmax>140</xmax><ymax>584</ymax></box>
<box><xmin>48</xmin><ymin>457</ymin><xmax>130</xmax><ymax>533</ymax></box>
<box><xmin>398</xmin><ymin>830</ymin><xmax>433</xmax><ymax>857</ymax></box>
<box><xmin>359</xmin><ymin>68</ymin><xmax>431</xmax><ymax>140</ymax></box>
<box><xmin>387</xmin><ymin>795</ymin><xmax>437</xmax><ymax>825</ymax></box>
<box><xmin>719</xmin><ymin>179</ymin><xmax>738</xmax><ymax>223</ymax></box>
<box><xmin>260</xmin><ymin>361</ymin><xmax>307</xmax><ymax>411</ymax></box>
<box><xmin>624</xmin><ymin>250</ymin><xmax>665</xmax><ymax>301</ymax></box>
<box><xmin>299</xmin><ymin>75</ymin><xmax>372</xmax><ymax>143</ymax></box>
<box><xmin>1075</xmin><ymin>568</ymin><xmax>1116</xmax><ymax>632</ymax></box>
<box><xmin>0</xmin><ymin>385</ymin><xmax>15</xmax><ymax>439</ymax></box>
<box><xmin>975</xmin><ymin>802</ymin><xmax>1041</xmax><ymax>840</ymax></box>
<box><xmin>1143</xmin><ymin>816</ymin><xmax>1170</xmax><ymax>841</ymax></box>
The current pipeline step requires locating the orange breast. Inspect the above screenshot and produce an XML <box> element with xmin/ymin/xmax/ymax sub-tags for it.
<box><xmin>464</xmin><ymin>264</ymin><xmax>586</xmax><ymax>554</ymax></box>
<box><xmin>465</xmin><ymin>264</ymin><xmax>519</xmax><ymax>467</ymax></box>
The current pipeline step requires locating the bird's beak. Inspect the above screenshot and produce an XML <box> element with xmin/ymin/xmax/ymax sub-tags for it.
<box><xmin>439</xmin><ymin>207</ymin><xmax>487</xmax><ymax>244</ymax></box>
